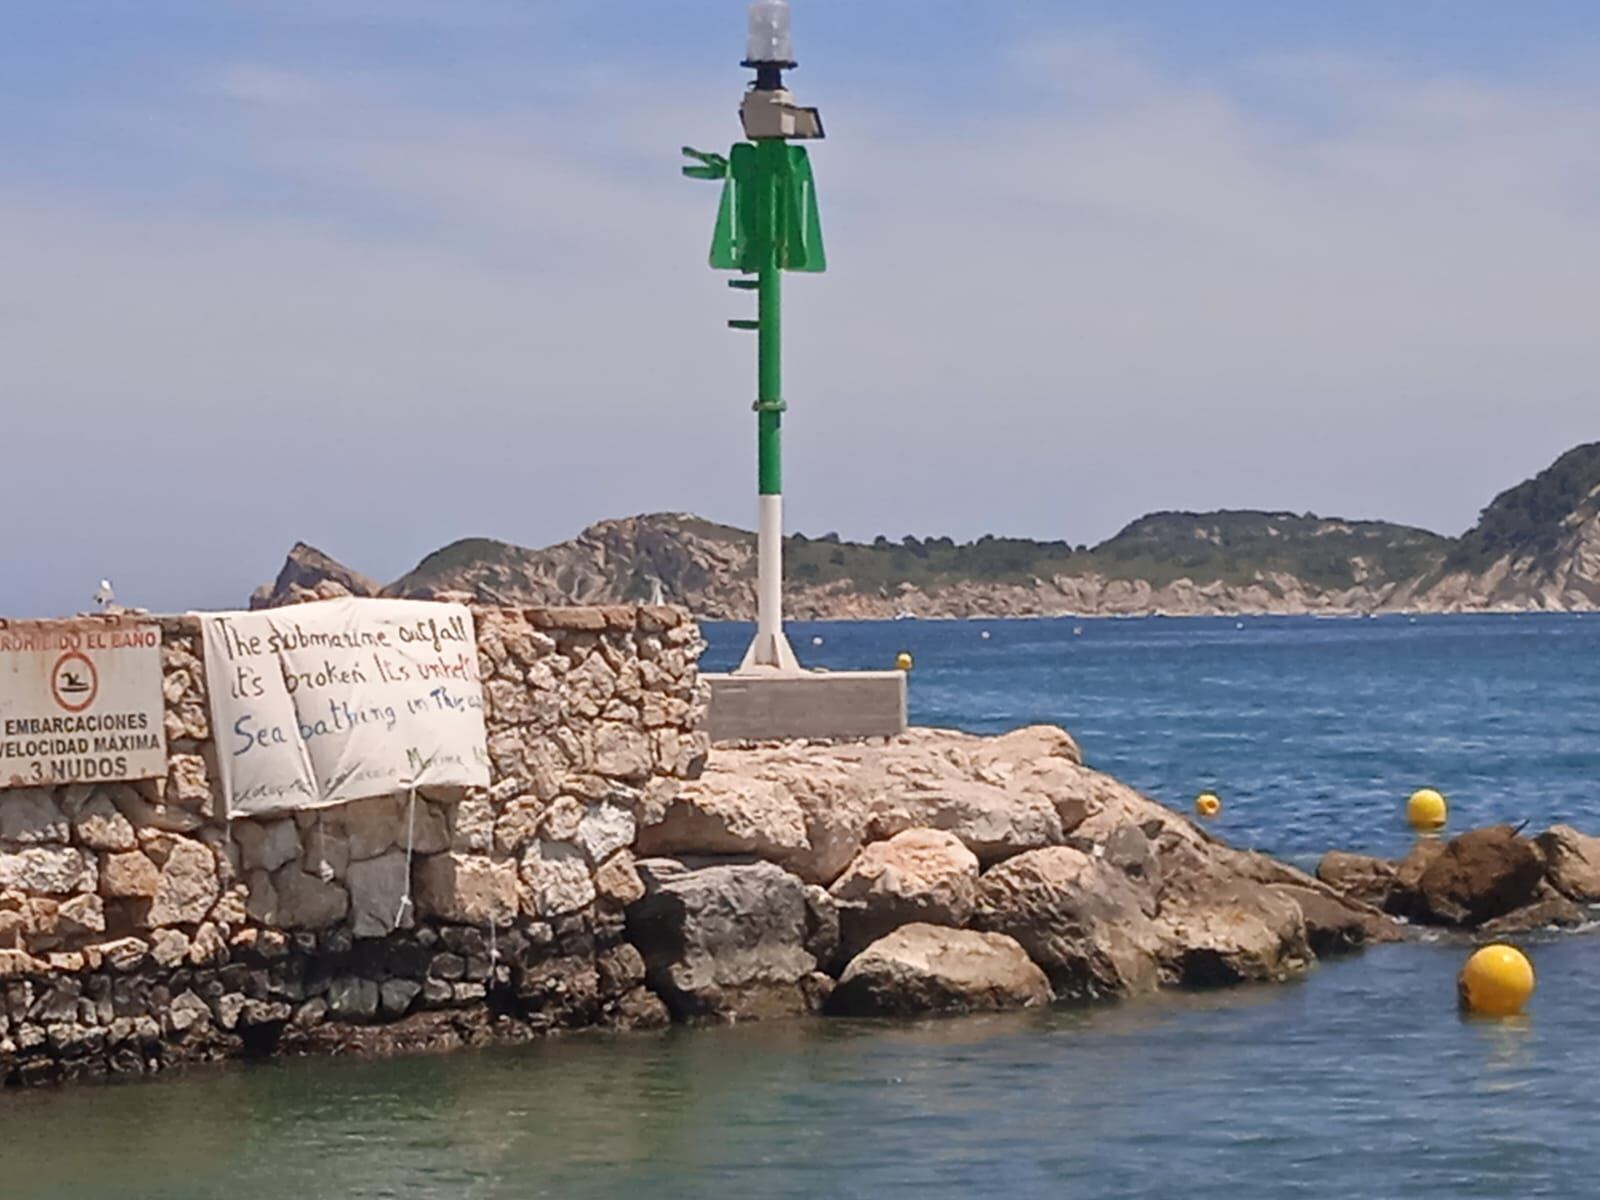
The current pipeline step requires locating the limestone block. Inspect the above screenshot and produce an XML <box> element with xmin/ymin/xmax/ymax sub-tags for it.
<box><xmin>166</xmin><ymin>755</ymin><xmax>214</xmax><ymax>813</ymax></box>
<box><xmin>576</xmin><ymin>802</ymin><xmax>635</xmax><ymax>866</ymax></box>
<box><xmin>485</xmin><ymin>679</ymin><xmax>533</xmax><ymax>725</ymax></box>
<box><xmin>72</xmin><ymin>795</ymin><xmax>137</xmax><ymax>853</ymax></box>
<box><xmin>0</xmin><ymin>847</ymin><xmax>95</xmax><ymax>895</ymax></box>
<box><xmin>450</xmin><ymin>795</ymin><xmax>494</xmax><ymax>853</ymax></box>
<box><xmin>149</xmin><ymin>928</ymin><xmax>190</xmax><ymax>968</ymax></box>
<box><xmin>540</xmin><ymin>797</ymin><xmax>584</xmax><ymax>842</ymax></box>
<box><xmin>414</xmin><ymin>853</ymin><xmax>517</xmax><ymax>927</ymax></box>
<box><xmin>56</xmin><ymin>894</ymin><xmax>105</xmax><ymax>938</ymax></box>
<box><xmin>100</xmin><ymin>850</ymin><xmax>160</xmax><ymax>899</ymax></box>
<box><xmin>595</xmin><ymin>724</ymin><xmax>652</xmax><ymax>781</ymax></box>
<box><xmin>518</xmin><ymin>841</ymin><xmax>596</xmax><ymax>919</ymax></box>
<box><xmin>338</xmin><ymin>796</ymin><xmax>403</xmax><ymax>861</ymax></box>
<box><xmin>188</xmin><ymin>922</ymin><xmax>228</xmax><ymax>966</ymax></box>
<box><xmin>493</xmin><ymin>798</ymin><xmax>547</xmax><ymax>856</ymax></box>
<box><xmin>147</xmin><ymin>841</ymin><xmax>221</xmax><ymax>927</ymax></box>
<box><xmin>245</xmin><ymin>870</ymin><xmax>278</xmax><ymax>923</ymax></box>
<box><xmin>594</xmin><ymin>850</ymin><xmax>646</xmax><ymax>908</ymax></box>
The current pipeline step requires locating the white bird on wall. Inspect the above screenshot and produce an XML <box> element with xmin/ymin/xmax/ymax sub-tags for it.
<box><xmin>94</xmin><ymin>579</ymin><xmax>114</xmax><ymax>611</ymax></box>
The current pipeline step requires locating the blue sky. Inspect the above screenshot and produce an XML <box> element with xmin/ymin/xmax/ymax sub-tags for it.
<box><xmin>4</xmin><ymin>2</ymin><xmax>1600</xmax><ymax>616</ymax></box>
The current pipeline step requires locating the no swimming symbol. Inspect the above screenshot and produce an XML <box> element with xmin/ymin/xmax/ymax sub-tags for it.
<box><xmin>51</xmin><ymin>651</ymin><xmax>98</xmax><ymax>713</ymax></box>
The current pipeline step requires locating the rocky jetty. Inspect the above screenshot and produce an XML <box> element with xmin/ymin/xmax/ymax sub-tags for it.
<box><xmin>625</xmin><ymin>727</ymin><xmax>1398</xmax><ymax>1021</ymax></box>
<box><xmin>1317</xmin><ymin>823</ymin><xmax>1600</xmax><ymax>935</ymax></box>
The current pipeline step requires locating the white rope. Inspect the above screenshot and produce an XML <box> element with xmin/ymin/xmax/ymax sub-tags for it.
<box><xmin>393</xmin><ymin>781</ymin><xmax>417</xmax><ymax>928</ymax></box>
<box><xmin>315</xmin><ymin>813</ymin><xmax>334</xmax><ymax>883</ymax></box>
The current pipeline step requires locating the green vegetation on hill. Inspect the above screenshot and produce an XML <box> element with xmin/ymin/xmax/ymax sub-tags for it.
<box><xmin>780</xmin><ymin>512</ymin><xmax>1447</xmax><ymax>593</ymax></box>
<box><xmin>1446</xmin><ymin>442</ymin><xmax>1600</xmax><ymax>573</ymax></box>
<box><xmin>786</xmin><ymin>533</ymin><xmax>1080</xmax><ymax>590</ymax></box>
<box><xmin>369</xmin><ymin>443</ymin><xmax>1599</xmax><ymax>610</ymax></box>
<box><xmin>1085</xmin><ymin>511</ymin><xmax>1449</xmax><ymax>590</ymax></box>
<box><xmin>390</xmin><ymin>538</ymin><xmax>522</xmax><ymax>594</ymax></box>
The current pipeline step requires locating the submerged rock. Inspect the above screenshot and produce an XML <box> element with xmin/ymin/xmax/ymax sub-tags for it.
<box><xmin>828</xmin><ymin>924</ymin><xmax>1051</xmax><ymax>1017</ymax></box>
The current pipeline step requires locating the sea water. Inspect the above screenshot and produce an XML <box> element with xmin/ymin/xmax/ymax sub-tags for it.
<box><xmin>3</xmin><ymin>615</ymin><xmax>1596</xmax><ymax>1199</ymax></box>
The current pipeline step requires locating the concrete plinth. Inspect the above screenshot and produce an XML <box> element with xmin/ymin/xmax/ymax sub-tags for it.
<box><xmin>705</xmin><ymin>670</ymin><xmax>908</xmax><ymax>743</ymax></box>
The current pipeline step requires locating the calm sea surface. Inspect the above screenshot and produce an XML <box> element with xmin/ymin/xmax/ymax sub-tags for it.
<box><xmin>5</xmin><ymin>615</ymin><xmax>1598</xmax><ymax>1199</ymax></box>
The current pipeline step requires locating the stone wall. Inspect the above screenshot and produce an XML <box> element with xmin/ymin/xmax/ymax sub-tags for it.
<box><xmin>0</xmin><ymin>604</ymin><xmax>708</xmax><ymax>1085</ymax></box>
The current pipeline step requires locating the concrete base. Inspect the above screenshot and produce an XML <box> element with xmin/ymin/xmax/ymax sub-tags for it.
<box><xmin>705</xmin><ymin>670</ymin><xmax>908</xmax><ymax>743</ymax></box>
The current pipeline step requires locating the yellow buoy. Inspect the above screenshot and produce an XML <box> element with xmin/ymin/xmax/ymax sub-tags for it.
<box><xmin>1459</xmin><ymin>944</ymin><xmax>1535</xmax><ymax>1016</ymax></box>
<box><xmin>895</xmin><ymin>652</ymin><xmax>913</xmax><ymax>671</ymax></box>
<box><xmin>1195</xmin><ymin>792</ymin><xmax>1222</xmax><ymax>819</ymax></box>
<box><xmin>1407</xmin><ymin>788</ymin><xmax>1448</xmax><ymax>831</ymax></box>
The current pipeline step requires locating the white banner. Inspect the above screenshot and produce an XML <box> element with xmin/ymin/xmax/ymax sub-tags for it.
<box><xmin>197</xmin><ymin>598</ymin><xmax>490</xmax><ymax>817</ymax></box>
<box><xmin>0</xmin><ymin>618</ymin><xmax>166</xmax><ymax>789</ymax></box>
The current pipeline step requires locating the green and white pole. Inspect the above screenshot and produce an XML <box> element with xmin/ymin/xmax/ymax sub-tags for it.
<box><xmin>750</xmin><ymin>139</ymin><xmax>795</xmax><ymax>672</ymax></box>
<box><xmin>684</xmin><ymin>0</ymin><xmax>826</xmax><ymax>675</ymax></box>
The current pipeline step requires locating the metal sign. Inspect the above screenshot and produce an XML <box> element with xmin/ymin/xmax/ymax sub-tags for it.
<box><xmin>0</xmin><ymin>618</ymin><xmax>167</xmax><ymax>789</ymax></box>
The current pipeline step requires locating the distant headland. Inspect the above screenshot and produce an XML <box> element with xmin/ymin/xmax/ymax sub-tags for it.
<box><xmin>257</xmin><ymin>442</ymin><xmax>1600</xmax><ymax>618</ymax></box>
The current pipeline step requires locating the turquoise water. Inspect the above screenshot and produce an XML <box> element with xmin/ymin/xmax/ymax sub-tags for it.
<box><xmin>5</xmin><ymin>616</ymin><xmax>1598</xmax><ymax>1198</ymax></box>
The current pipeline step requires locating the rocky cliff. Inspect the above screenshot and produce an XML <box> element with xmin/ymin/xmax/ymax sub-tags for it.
<box><xmin>253</xmin><ymin>443</ymin><xmax>1600</xmax><ymax>617</ymax></box>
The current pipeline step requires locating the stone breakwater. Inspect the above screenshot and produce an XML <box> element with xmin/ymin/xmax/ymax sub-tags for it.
<box><xmin>0</xmin><ymin>605</ymin><xmax>709</xmax><ymax>1086</ymax></box>
<box><xmin>627</xmin><ymin>727</ymin><xmax>1400</xmax><ymax>1021</ymax></box>
<box><xmin>11</xmin><ymin>598</ymin><xmax>1527</xmax><ymax>1088</ymax></box>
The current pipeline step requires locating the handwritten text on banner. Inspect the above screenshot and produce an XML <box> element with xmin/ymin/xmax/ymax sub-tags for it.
<box><xmin>198</xmin><ymin>598</ymin><xmax>490</xmax><ymax>817</ymax></box>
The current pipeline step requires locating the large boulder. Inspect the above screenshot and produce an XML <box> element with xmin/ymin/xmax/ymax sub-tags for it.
<box><xmin>635</xmin><ymin>776</ymin><xmax>810</xmax><ymax>863</ymax></box>
<box><xmin>1152</xmin><ymin>853</ymin><xmax>1313</xmax><ymax>986</ymax></box>
<box><xmin>828</xmin><ymin>924</ymin><xmax>1051</xmax><ymax>1017</ymax></box>
<box><xmin>626</xmin><ymin>859</ymin><xmax>818</xmax><ymax>1021</ymax></box>
<box><xmin>666</xmin><ymin>727</ymin><xmax>1085</xmax><ymax>886</ymax></box>
<box><xmin>973</xmin><ymin>846</ymin><xmax>1162</xmax><ymax>1000</ymax></box>
<box><xmin>828</xmin><ymin>828</ymin><xmax>979</xmax><ymax>963</ymax></box>
<box><xmin>867</xmin><ymin>777</ymin><xmax>1062</xmax><ymax>868</ymax></box>
<box><xmin>1412</xmin><ymin>826</ymin><xmax>1544</xmax><ymax>926</ymax></box>
<box><xmin>1535</xmin><ymin>825</ymin><xmax>1600</xmax><ymax>903</ymax></box>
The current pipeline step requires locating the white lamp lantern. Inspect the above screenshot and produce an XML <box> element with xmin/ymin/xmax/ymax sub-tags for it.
<box><xmin>745</xmin><ymin>0</ymin><xmax>795</xmax><ymax>66</ymax></box>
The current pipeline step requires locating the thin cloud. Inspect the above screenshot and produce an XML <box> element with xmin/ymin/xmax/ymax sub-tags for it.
<box><xmin>206</xmin><ymin>64</ymin><xmax>323</xmax><ymax>108</ymax></box>
<box><xmin>3</xmin><ymin>35</ymin><xmax>1599</xmax><ymax>616</ymax></box>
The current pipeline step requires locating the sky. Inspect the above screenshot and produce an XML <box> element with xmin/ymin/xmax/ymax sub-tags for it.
<box><xmin>4</xmin><ymin>1</ymin><xmax>1600</xmax><ymax>616</ymax></box>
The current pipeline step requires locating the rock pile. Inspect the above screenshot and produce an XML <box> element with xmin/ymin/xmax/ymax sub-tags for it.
<box><xmin>626</xmin><ymin>727</ymin><xmax>1397</xmax><ymax>1020</ymax></box>
<box><xmin>1318</xmin><ymin>823</ymin><xmax>1600</xmax><ymax>934</ymax></box>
